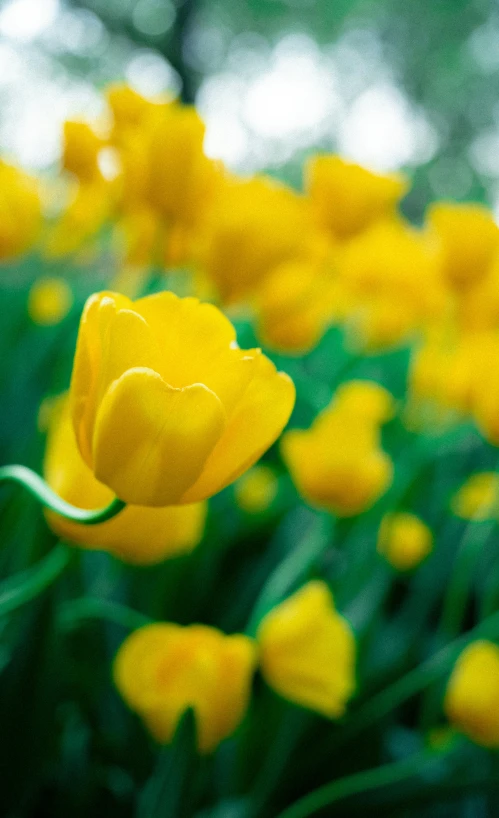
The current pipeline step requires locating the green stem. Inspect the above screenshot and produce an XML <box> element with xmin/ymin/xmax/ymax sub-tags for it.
<box><xmin>58</xmin><ymin>597</ymin><xmax>151</xmax><ymax>631</ymax></box>
<box><xmin>245</xmin><ymin>513</ymin><xmax>333</xmax><ymax>636</ymax></box>
<box><xmin>274</xmin><ymin>749</ymin><xmax>440</xmax><ymax>818</ymax></box>
<box><xmin>0</xmin><ymin>543</ymin><xmax>71</xmax><ymax>617</ymax></box>
<box><xmin>332</xmin><ymin>607</ymin><xmax>499</xmax><ymax>749</ymax></box>
<box><xmin>0</xmin><ymin>464</ymin><xmax>126</xmax><ymax>524</ymax></box>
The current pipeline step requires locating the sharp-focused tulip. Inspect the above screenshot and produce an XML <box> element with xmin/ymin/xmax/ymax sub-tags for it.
<box><xmin>445</xmin><ymin>641</ymin><xmax>499</xmax><ymax>747</ymax></box>
<box><xmin>70</xmin><ymin>290</ymin><xmax>295</xmax><ymax>506</ymax></box>
<box><xmin>114</xmin><ymin>623</ymin><xmax>257</xmax><ymax>752</ymax></box>
<box><xmin>282</xmin><ymin>381</ymin><xmax>393</xmax><ymax>516</ymax></box>
<box><xmin>306</xmin><ymin>155</ymin><xmax>408</xmax><ymax>240</ymax></box>
<box><xmin>377</xmin><ymin>512</ymin><xmax>433</xmax><ymax>571</ymax></box>
<box><xmin>44</xmin><ymin>396</ymin><xmax>206</xmax><ymax>564</ymax></box>
<box><xmin>257</xmin><ymin>581</ymin><xmax>355</xmax><ymax>717</ymax></box>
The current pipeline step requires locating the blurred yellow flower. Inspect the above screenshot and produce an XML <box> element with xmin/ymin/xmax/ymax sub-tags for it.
<box><xmin>114</xmin><ymin>623</ymin><xmax>256</xmax><ymax>752</ymax></box>
<box><xmin>45</xmin><ymin>179</ymin><xmax>112</xmax><ymax>258</ymax></box>
<box><xmin>70</xmin><ymin>290</ymin><xmax>295</xmax><ymax>507</ymax></box>
<box><xmin>235</xmin><ymin>464</ymin><xmax>279</xmax><ymax>514</ymax></box>
<box><xmin>306</xmin><ymin>155</ymin><xmax>408</xmax><ymax>240</ymax></box>
<box><xmin>28</xmin><ymin>277</ymin><xmax>73</xmax><ymax>326</ymax></box>
<box><xmin>428</xmin><ymin>202</ymin><xmax>499</xmax><ymax>290</ymax></box>
<box><xmin>282</xmin><ymin>382</ymin><xmax>393</xmax><ymax>516</ymax></box>
<box><xmin>255</xmin><ymin>256</ymin><xmax>338</xmax><ymax>354</ymax></box>
<box><xmin>0</xmin><ymin>161</ymin><xmax>41</xmax><ymax>261</ymax></box>
<box><xmin>377</xmin><ymin>512</ymin><xmax>433</xmax><ymax>571</ymax></box>
<box><xmin>339</xmin><ymin>219</ymin><xmax>444</xmax><ymax>350</ymax></box>
<box><xmin>257</xmin><ymin>581</ymin><xmax>355</xmax><ymax>717</ymax></box>
<box><xmin>452</xmin><ymin>472</ymin><xmax>499</xmax><ymax>521</ymax></box>
<box><xmin>334</xmin><ymin>380</ymin><xmax>395</xmax><ymax>424</ymax></box>
<box><xmin>195</xmin><ymin>175</ymin><xmax>309</xmax><ymax>303</ymax></box>
<box><xmin>116</xmin><ymin>104</ymin><xmax>218</xmax><ymax>243</ymax></box>
<box><xmin>445</xmin><ymin>640</ymin><xmax>499</xmax><ymax>747</ymax></box>
<box><xmin>62</xmin><ymin>120</ymin><xmax>103</xmax><ymax>183</ymax></box>
<box><xmin>44</xmin><ymin>396</ymin><xmax>206</xmax><ymax>564</ymax></box>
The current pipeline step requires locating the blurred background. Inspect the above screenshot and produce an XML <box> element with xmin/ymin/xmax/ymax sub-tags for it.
<box><xmin>0</xmin><ymin>0</ymin><xmax>495</xmax><ymax>221</ymax></box>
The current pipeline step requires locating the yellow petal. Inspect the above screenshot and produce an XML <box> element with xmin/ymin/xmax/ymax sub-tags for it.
<box><xmin>92</xmin><ymin>366</ymin><xmax>226</xmax><ymax>506</ymax></box>
<box><xmin>181</xmin><ymin>354</ymin><xmax>295</xmax><ymax>502</ymax></box>
<box><xmin>70</xmin><ymin>291</ymin><xmax>132</xmax><ymax>465</ymax></box>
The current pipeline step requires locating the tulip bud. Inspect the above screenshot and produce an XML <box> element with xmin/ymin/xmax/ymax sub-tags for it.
<box><xmin>445</xmin><ymin>640</ymin><xmax>499</xmax><ymax>747</ymax></box>
<box><xmin>257</xmin><ymin>581</ymin><xmax>355</xmax><ymax>718</ymax></box>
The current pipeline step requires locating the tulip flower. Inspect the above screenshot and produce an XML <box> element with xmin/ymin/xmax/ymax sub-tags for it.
<box><xmin>445</xmin><ymin>640</ymin><xmax>499</xmax><ymax>747</ymax></box>
<box><xmin>452</xmin><ymin>472</ymin><xmax>499</xmax><ymax>521</ymax></box>
<box><xmin>282</xmin><ymin>382</ymin><xmax>393</xmax><ymax>516</ymax></box>
<box><xmin>257</xmin><ymin>581</ymin><xmax>355</xmax><ymax>717</ymax></box>
<box><xmin>428</xmin><ymin>202</ymin><xmax>499</xmax><ymax>290</ymax></box>
<box><xmin>28</xmin><ymin>277</ymin><xmax>73</xmax><ymax>326</ymax></box>
<box><xmin>235</xmin><ymin>464</ymin><xmax>279</xmax><ymax>514</ymax></box>
<box><xmin>70</xmin><ymin>290</ymin><xmax>295</xmax><ymax>507</ymax></box>
<box><xmin>114</xmin><ymin>623</ymin><xmax>257</xmax><ymax>752</ymax></box>
<box><xmin>377</xmin><ymin>512</ymin><xmax>433</xmax><ymax>571</ymax></box>
<box><xmin>0</xmin><ymin>160</ymin><xmax>41</xmax><ymax>261</ymax></box>
<box><xmin>306</xmin><ymin>155</ymin><xmax>408</xmax><ymax>240</ymax></box>
<box><xmin>44</xmin><ymin>396</ymin><xmax>206</xmax><ymax>564</ymax></box>
<box><xmin>62</xmin><ymin>120</ymin><xmax>103</xmax><ymax>183</ymax></box>
<box><xmin>195</xmin><ymin>175</ymin><xmax>310</xmax><ymax>303</ymax></box>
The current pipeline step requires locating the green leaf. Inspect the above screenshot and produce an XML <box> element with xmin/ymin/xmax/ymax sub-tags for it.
<box><xmin>137</xmin><ymin>708</ymin><xmax>198</xmax><ymax>818</ymax></box>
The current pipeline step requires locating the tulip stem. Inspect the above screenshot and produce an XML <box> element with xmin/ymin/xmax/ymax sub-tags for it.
<box><xmin>0</xmin><ymin>464</ymin><xmax>126</xmax><ymax>524</ymax></box>
<box><xmin>274</xmin><ymin>748</ymin><xmax>445</xmax><ymax>818</ymax></box>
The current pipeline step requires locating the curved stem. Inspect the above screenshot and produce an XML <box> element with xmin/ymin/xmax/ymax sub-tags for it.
<box><xmin>0</xmin><ymin>465</ymin><xmax>126</xmax><ymax>524</ymax></box>
<box><xmin>275</xmin><ymin>749</ymin><xmax>440</xmax><ymax>818</ymax></box>
<box><xmin>0</xmin><ymin>543</ymin><xmax>71</xmax><ymax>617</ymax></box>
<box><xmin>58</xmin><ymin>597</ymin><xmax>151</xmax><ymax>631</ymax></box>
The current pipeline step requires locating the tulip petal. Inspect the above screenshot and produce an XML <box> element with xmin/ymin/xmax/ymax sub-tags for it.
<box><xmin>181</xmin><ymin>354</ymin><xmax>295</xmax><ymax>503</ymax></box>
<box><xmin>92</xmin><ymin>367</ymin><xmax>226</xmax><ymax>506</ymax></box>
<box><xmin>70</xmin><ymin>291</ymin><xmax>132</xmax><ymax>465</ymax></box>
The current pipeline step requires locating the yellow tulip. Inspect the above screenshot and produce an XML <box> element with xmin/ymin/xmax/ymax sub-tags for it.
<box><xmin>282</xmin><ymin>383</ymin><xmax>393</xmax><ymax>516</ymax></box>
<box><xmin>334</xmin><ymin>380</ymin><xmax>395</xmax><ymax>424</ymax></box>
<box><xmin>45</xmin><ymin>179</ymin><xmax>112</xmax><ymax>258</ymax></box>
<box><xmin>28</xmin><ymin>277</ymin><xmax>73</xmax><ymax>326</ymax></box>
<box><xmin>44</xmin><ymin>396</ymin><xmax>206</xmax><ymax>564</ymax></box>
<box><xmin>377</xmin><ymin>512</ymin><xmax>433</xmax><ymax>571</ymax></box>
<box><xmin>0</xmin><ymin>161</ymin><xmax>41</xmax><ymax>260</ymax></box>
<box><xmin>338</xmin><ymin>218</ymin><xmax>444</xmax><ymax>350</ymax></box>
<box><xmin>428</xmin><ymin>202</ymin><xmax>499</xmax><ymax>290</ymax></box>
<box><xmin>114</xmin><ymin>623</ymin><xmax>257</xmax><ymax>752</ymax></box>
<box><xmin>195</xmin><ymin>175</ymin><xmax>310</xmax><ymax>304</ymax></box>
<box><xmin>452</xmin><ymin>472</ymin><xmax>499</xmax><ymax>521</ymax></box>
<box><xmin>255</xmin><ymin>257</ymin><xmax>338</xmax><ymax>354</ymax></box>
<box><xmin>69</xmin><ymin>290</ymin><xmax>295</xmax><ymax>507</ymax></box>
<box><xmin>107</xmin><ymin>83</ymin><xmax>170</xmax><ymax>143</ymax></box>
<box><xmin>306</xmin><ymin>155</ymin><xmax>408</xmax><ymax>240</ymax></box>
<box><xmin>257</xmin><ymin>581</ymin><xmax>355</xmax><ymax>717</ymax></box>
<box><xmin>62</xmin><ymin>120</ymin><xmax>103</xmax><ymax>183</ymax></box>
<box><xmin>235</xmin><ymin>464</ymin><xmax>279</xmax><ymax>514</ymax></box>
<box><xmin>445</xmin><ymin>641</ymin><xmax>499</xmax><ymax>747</ymax></box>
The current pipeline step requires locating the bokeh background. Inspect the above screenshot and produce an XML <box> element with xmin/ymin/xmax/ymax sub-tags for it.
<box><xmin>0</xmin><ymin>0</ymin><xmax>495</xmax><ymax>218</ymax></box>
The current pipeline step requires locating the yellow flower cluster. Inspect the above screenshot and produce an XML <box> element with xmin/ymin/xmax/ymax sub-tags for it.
<box><xmin>0</xmin><ymin>160</ymin><xmax>41</xmax><ymax>262</ymax></box>
<box><xmin>114</xmin><ymin>581</ymin><xmax>355</xmax><ymax>752</ymax></box>
<box><xmin>282</xmin><ymin>381</ymin><xmax>394</xmax><ymax>516</ymax></box>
